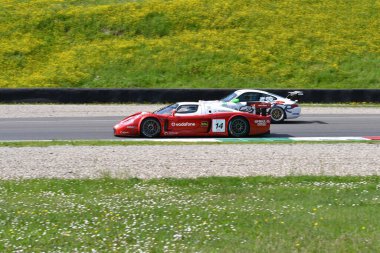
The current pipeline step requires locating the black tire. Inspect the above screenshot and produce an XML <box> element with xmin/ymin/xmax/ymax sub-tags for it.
<box><xmin>140</xmin><ymin>118</ymin><xmax>161</xmax><ymax>138</ymax></box>
<box><xmin>270</xmin><ymin>107</ymin><xmax>285</xmax><ymax>123</ymax></box>
<box><xmin>228</xmin><ymin>117</ymin><xmax>250</xmax><ymax>137</ymax></box>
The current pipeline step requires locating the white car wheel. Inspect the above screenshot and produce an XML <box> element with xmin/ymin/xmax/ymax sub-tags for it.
<box><xmin>270</xmin><ymin>107</ymin><xmax>285</xmax><ymax>123</ymax></box>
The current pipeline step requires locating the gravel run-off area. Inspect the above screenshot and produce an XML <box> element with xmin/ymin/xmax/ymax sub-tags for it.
<box><xmin>0</xmin><ymin>104</ymin><xmax>379</xmax><ymax>179</ymax></box>
<box><xmin>1</xmin><ymin>144</ymin><xmax>379</xmax><ymax>179</ymax></box>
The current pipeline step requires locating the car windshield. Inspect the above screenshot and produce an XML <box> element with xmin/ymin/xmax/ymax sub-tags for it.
<box><xmin>220</xmin><ymin>92</ymin><xmax>238</xmax><ymax>102</ymax></box>
<box><xmin>153</xmin><ymin>103</ymin><xmax>178</xmax><ymax>115</ymax></box>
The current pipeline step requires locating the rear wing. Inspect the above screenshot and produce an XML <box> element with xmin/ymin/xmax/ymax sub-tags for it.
<box><xmin>286</xmin><ymin>91</ymin><xmax>303</xmax><ymax>101</ymax></box>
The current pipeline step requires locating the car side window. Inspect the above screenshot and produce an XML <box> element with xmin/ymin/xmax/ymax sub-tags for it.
<box><xmin>259</xmin><ymin>94</ymin><xmax>276</xmax><ymax>101</ymax></box>
<box><xmin>176</xmin><ymin>105</ymin><xmax>199</xmax><ymax>114</ymax></box>
<box><xmin>237</xmin><ymin>92</ymin><xmax>261</xmax><ymax>102</ymax></box>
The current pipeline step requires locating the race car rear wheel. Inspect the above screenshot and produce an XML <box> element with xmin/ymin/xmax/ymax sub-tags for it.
<box><xmin>270</xmin><ymin>107</ymin><xmax>285</xmax><ymax>123</ymax></box>
<box><xmin>228</xmin><ymin>117</ymin><xmax>249</xmax><ymax>137</ymax></box>
<box><xmin>140</xmin><ymin>118</ymin><xmax>161</xmax><ymax>138</ymax></box>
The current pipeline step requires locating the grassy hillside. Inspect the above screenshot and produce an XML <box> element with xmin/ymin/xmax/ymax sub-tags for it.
<box><xmin>0</xmin><ymin>0</ymin><xmax>379</xmax><ymax>89</ymax></box>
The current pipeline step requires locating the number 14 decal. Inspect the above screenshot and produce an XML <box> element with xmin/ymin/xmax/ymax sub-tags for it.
<box><xmin>212</xmin><ymin>119</ymin><xmax>226</xmax><ymax>133</ymax></box>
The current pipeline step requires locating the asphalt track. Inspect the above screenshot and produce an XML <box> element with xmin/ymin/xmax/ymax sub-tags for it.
<box><xmin>0</xmin><ymin>114</ymin><xmax>379</xmax><ymax>140</ymax></box>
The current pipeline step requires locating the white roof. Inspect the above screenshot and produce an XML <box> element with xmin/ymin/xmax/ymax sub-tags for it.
<box><xmin>176</xmin><ymin>102</ymin><xmax>199</xmax><ymax>106</ymax></box>
<box><xmin>233</xmin><ymin>89</ymin><xmax>285</xmax><ymax>99</ymax></box>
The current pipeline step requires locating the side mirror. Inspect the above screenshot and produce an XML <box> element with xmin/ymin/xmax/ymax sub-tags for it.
<box><xmin>171</xmin><ymin>109</ymin><xmax>176</xmax><ymax>116</ymax></box>
<box><xmin>231</xmin><ymin>98</ymin><xmax>240</xmax><ymax>103</ymax></box>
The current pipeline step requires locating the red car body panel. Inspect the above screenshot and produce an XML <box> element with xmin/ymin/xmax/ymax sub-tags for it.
<box><xmin>114</xmin><ymin>110</ymin><xmax>271</xmax><ymax>138</ymax></box>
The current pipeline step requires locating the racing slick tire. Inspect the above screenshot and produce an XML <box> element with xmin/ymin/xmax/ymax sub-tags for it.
<box><xmin>270</xmin><ymin>107</ymin><xmax>285</xmax><ymax>123</ymax></box>
<box><xmin>228</xmin><ymin>117</ymin><xmax>250</xmax><ymax>137</ymax></box>
<box><xmin>140</xmin><ymin>118</ymin><xmax>161</xmax><ymax>138</ymax></box>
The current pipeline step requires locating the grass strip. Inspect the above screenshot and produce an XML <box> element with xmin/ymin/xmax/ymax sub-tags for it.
<box><xmin>1</xmin><ymin>176</ymin><xmax>379</xmax><ymax>252</ymax></box>
<box><xmin>0</xmin><ymin>139</ymin><xmax>379</xmax><ymax>147</ymax></box>
<box><xmin>0</xmin><ymin>140</ymin><xmax>221</xmax><ymax>147</ymax></box>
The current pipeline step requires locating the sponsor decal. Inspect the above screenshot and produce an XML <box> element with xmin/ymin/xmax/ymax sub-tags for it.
<box><xmin>164</xmin><ymin>132</ymin><xmax>179</xmax><ymax>136</ymax></box>
<box><xmin>201</xmin><ymin>121</ymin><xmax>208</xmax><ymax>127</ymax></box>
<box><xmin>126</xmin><ymin>126</ymin><xmax>136</xmax><ymax>129</ymax></box>
<box><xmin>171</xmin><ymin>122</ymin><xmax>196</xmax><ymax>127</ymax></box>
<box><xmin>254</xmin><ymin>120</ymin><xmax>267</xmax><ymax>126</ymax></box>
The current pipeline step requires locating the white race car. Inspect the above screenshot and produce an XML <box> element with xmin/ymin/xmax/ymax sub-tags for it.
<box><xmin>205</xmin><ymin>89</ymin><xmax>303</xmax><ymax>123</ymax></box>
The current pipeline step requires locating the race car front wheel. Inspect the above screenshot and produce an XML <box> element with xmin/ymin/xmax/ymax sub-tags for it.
<box><xmin>228</xmin><ymin>117</ymin><xmax>249</xmax><ymax>137</ymax></box>
<box><xmin>140</xmin><ymin>118</ymin><xmax>161</xmax><ymax>138</ymax></box>
<box><xmin>270</xmin><ymin>107</ymin><xmax>285</xmax><ymax>123</ymax></box>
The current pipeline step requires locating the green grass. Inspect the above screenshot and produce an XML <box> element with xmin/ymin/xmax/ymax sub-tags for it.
<box><xmin>1</xmin><ymin>176</ymin><xmax>380</xmax><ymax>252</ymax></box>
<box><xmin>0</xmin><ymin>140</ymin><xmax>378</xmax><ymax>147</ymax></box>
<box><xmin>0</xmin><ymin>140</ymin><xmax>221</xmax><ymax>147</ymax></box>
<box><xmin>0</xmin><ymin>0</ymin><xmax>379</xmax><ymax>88</ymax></box>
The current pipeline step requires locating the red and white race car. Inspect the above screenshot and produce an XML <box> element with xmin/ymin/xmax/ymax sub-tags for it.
<box><xmin>114</xmin><ymin>101</ymin><xmax>271</xmax><ymax>138</ymax></box>
<box><xmin>207</xmin><ymin>89</ymin><xmax>303</xmax><ymax>123</ymax></box>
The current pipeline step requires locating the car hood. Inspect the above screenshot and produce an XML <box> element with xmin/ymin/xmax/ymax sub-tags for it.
<box><xmin>120</xmin><ymin>111</ymin><xmax>149</xmax><ymax>121</ymax></box>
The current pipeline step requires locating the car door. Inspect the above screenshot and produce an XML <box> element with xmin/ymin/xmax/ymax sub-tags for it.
<box><xmin>235</xmin><ymin>92</ymin><xmax>276</xmax><ymax>111</ymax></box>
<box><xmin>167</xmin><ymin>104</ymin><xmax>209</xmax><ymax>134</ymax></box>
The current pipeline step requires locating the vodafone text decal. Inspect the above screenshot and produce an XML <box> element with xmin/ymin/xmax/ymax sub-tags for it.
<box><xmin>171</xmin><ymin>122</ymin><xmax>196</xmax><ymax>127</ymax></box>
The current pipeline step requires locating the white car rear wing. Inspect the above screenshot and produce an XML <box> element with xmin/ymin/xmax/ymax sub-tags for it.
<box><xmin>286</xmin><ymin>91</ymin><xmax>303</xmax><ymax>101</ymax></box>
